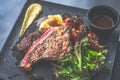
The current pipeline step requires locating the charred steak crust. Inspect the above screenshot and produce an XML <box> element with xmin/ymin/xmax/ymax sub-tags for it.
<box><xmin>17</xmin><ymin>31</ymin><xmax>44</xmax><ymax>53</ymax></box>
<box><xmin>20</xmin><ymin>26</ymin><xmax>72</xmax><ymax>70</ymax></box>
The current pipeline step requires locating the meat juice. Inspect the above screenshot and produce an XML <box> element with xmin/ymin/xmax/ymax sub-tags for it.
<box><xmin>91</xmin><ymin>15</ymin><xmax>114</xmax><ymax>28</ymax></box>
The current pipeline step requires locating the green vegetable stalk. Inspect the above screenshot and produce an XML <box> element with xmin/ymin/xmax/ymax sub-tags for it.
<box><xmin>74</xmin><ymin>42</ymin><xmax>82</xmax><ymax>72</ymax></box>
<box><xmin>52</xmin><ymin>37</ymin><xmax>108</xmax><ymax>80</ymax></box>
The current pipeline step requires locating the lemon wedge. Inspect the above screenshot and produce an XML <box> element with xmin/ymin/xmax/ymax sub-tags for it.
<box><xmin>39</xmin><ymin>14</ymin><xmax>63</xmax><ymax>30</ymax></box>
<box><xmin>48</xmin><ymin>15</ymin><xmax>63</xmax><ymax>25</ymax></box>
<box><xmin>19</xmin><ymin>3</ymin><xmax>42</xmax><ymax>37</ymax></box>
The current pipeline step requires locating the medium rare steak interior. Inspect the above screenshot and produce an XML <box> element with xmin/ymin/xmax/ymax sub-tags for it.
<box><xmin>20</xmin><ymin>26</ymin><xmax>72</xmax><ymax>70</ymax></box>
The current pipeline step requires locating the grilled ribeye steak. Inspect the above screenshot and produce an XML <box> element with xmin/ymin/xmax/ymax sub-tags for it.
<box><xmin>18</xmin><ymin>31</ymin><xmax>44</xmax><ymax>53</ymax></box>
<box><xmin>20</xmin><ymin>26</ymin><xmax>72</xmax><ymax>70</ymax></box>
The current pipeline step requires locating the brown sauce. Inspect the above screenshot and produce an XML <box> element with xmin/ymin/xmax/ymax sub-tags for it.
<box><xmin>92</xmin><ymin>15</ymin><xmax>114</xmax><ymax>28</ymax></box>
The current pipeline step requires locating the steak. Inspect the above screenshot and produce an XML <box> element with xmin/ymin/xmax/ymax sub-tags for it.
<box><xmin>18</xmin><ymin>31</ymin><xmax>44</xmax><ymax>53</ymax></box>
<box><xmin>20</xmin><ymin>26</ymin><xmax>72</xmax><ymax>70</ymax></box>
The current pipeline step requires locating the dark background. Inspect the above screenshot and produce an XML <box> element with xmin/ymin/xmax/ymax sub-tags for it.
<box><xmin>0</xmin><ymin>0</ymin><xmax>120</xmax><ymax>80</ymax></box>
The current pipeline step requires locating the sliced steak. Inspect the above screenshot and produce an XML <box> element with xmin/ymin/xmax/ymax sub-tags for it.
<box><xmin>20</xmin><ymin>26</ymin><xmax>72</xmax><ymax>70</ymax></box>
<box><xmin>17</xmin><ymin>31</ymin><xmax>44</xmax><ymax>53</ymax></box>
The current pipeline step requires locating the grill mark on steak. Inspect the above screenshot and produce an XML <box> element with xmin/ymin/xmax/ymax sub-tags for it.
<box><xmin>20</xmin><ymin>27</ymin><xmax>72</xmax><ymax>70</ymax></box>
<box><xmin>20</xmin><ymin>28</ymin><xmax>54</xmax><ymax>69</ymax></box>
<box><xmin>17</xmin><ymin>31</ymin><xmax>44</xmax><ymax>53</ymax></box>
